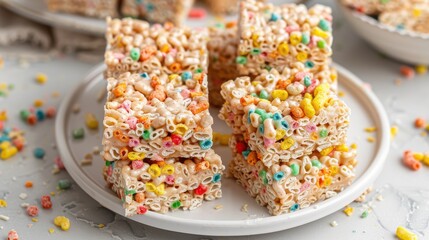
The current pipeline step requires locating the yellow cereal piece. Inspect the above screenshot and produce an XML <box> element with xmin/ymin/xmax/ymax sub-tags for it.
<box><xmin>0</xmin><ymin>141</ymin><xmax>11</xmax><ymax>150</ymax></box>
<box><xmin>312</xmin><ymin>94</ymin><xmax>328</xmax><ymax>112</ymax></box>
<box><xmin>212</xmin><ymin>132</ymin><xmax>220</xmax><ymax>143</ymax></box>
<box><xmin>154</xmin><ymin>183</ymin><xmax>165</xmax><ymax>196</ymax></box>
<box><xmin>338</xmin><ymin>91</ymin><xmax>345</xmax><ymax>97</ymax></box>
<box><xmin>324</xmin><ymin>176</ymin><xmax>332</xmax><ymax>186</ymax></box>
<box><xmin>413</xmin><ymin>152</ymin><xmax>424</xmax><ymax>161</ymax></box>
<box><xmin>396</xmin><ymin>226</ymin><xmax>417</xmax><ymax>240</ymax></box>
<box><xmin>190</xmin><ymin>92</ymin><xmax>204</xmax><ymax>98</ymax></box>
<box><xmin>219</xmin><ymin>134</ymin><xmax>230</xmax><ymax>146</ymax></box>
<box><xmin>146</xmin><ymin>182</ymin><xmax>156</xmax><ymax>192</ymax></box>
<box><xmin>0</xmin><ymin>146</ymin><xmax>18</xmax><ymax>160</ymax></box>
<box><xmin>275</xmin><ymin>129</ymin><xmax>287</xmax><ymax>140</ymax></box>
<box><xmin>289</xmin><ymin>33</ymin><xmax>302</xmax><ymax>46</ymax></box>
<box><xmin>272</xmin><ymin>89</ymin><xmax>288</xmax><ymax>100</ymax></box>
<box><xmin>312</xmin><ymin>27</ymin><xmax>329</xmax><ymax>39</ymax></box>
<box><xmin>364</xmin><ymin>127</ymin><xmax>377</xmax><ymax>132</ymax></box>
<box><xmin>280</xmin><ymin>137</ymin><xmax>295</xmax><ymax>150</ymax></box>
<box><xmin>343</xmin><ymin>206</ymin><xmax>354</xmax><ymax>216</ymax></box>
<box><xmin>0</xmin><ymin>199</ymin><xmax>7</xmax><ymax>207</ymax></box>
<box><xmin>277</xmin><ymin>42</ymin><xmax>289</xmax><ymax>56</ymax></box>
<box><xmin>48</xmin><ymin>228</ymin><xmax>55</xmax><ymax>234</ymax></box>
<box><xmin>251</xmin><ymin>81</ymin><xmax>260</xmax><ymax>86</ymax></box>
<box><xmin>34</xmin><ymin>99</ymin><xmax>44</xmax><ymax>107</ymax></box>
<box><xmin>416</xmin><ymin>65</ymin><xmax>427</xmax><ymax>75</ymax></box>
<box><xmin>367</xmin><ymin>137</ymin><xmax>375</xmax><ymax>143</ymax></box>
<box><xmin>32</xmin><ymin>218</ymin><xmax>38</xmax><ymax>222</ymax></box>
<box><xmin>175</xmin><ymin>124</ymin><xmax>188</xmax><ymax>136</ymax></box>
<box><xmin>296</xmin><ymin>51</ymin><xmax>308</xmax><ymax>62</ymax></box>
<box><xmin>252</xmin><ymin>34</ymin><xmax>261</xmax><ymax>47</ymax></box>
<box><xmin>148</xmin><ymin>164</ymin><xmax>161</xmax><ymax>178</ymax></box>
<box><xmin>320</xmin><ymin>146</ymin><xmax>334</xmax><ymax>156</ymax></box>
<box><xmin>54</xmin><ymin>216</ymin><xmax>70</xmax><ymax>231</ymax></box>
<box><xmin>350</xmin><ymin>143</ymin><xmax>358</xmax><ymax>149</ymax></box>
<box><xmin>161</xmin><ymin>164</ymin><xmax>175</xmax><ymax>175</ymax></box>
<box><xmin>127</xmin><ymin>152</ymin><xmax>143</xmax><ymax>161</ymax></box>
<box><xmin>304</xmin><ymin>93</ymin><xmax>313</xmax><ymax>100</ymax></box>
<box><xmin>160</xmin><ymin>44</ymin><xmax>170</xmax><ymax>53</ymax></box>
<box><xmin>168</xmin><ymin>74</ymin><xmax>178</xmax><ymax>81</ymax></box>
<box><xmin>422</xmin><ymin>154</ymin><xmax>429</xmax><ymax>166</ymax></box>
<box><xmin>329</xmin><ymin>165</ymin><xmax>339</xmax><ymax>176</ymax></box>
<box><xmin>412</xmin><ymin>8</ymin><xmax>422</xmax><ymax>17</ymax></box>
<box><xmin>85</xmin><ymin>113</ymin><xmax>99</xmax><ymax>129</ymax></box>
<box><xmin>314</xmin><ymin>83</ymin><xmax>330</xmax><ymax>96</ymax></box>
<box><xmin>98</xmin><ymin>224</ymin><xmax>105</xmax><ymax>228</ymax></box>
<box><xmin>300</xmin><ymin>98</ymin><xmax>315</xmax><ymax>118</ymax></box>
<box><xmin>335</xmin><ymin>144</ymin><xmax>349</xmax><ymax>152</ymax></box>
<box><xmin>35</xmin><ymin>73</ymin><xmax>47</xmax><ymax>84</ymax></box>
<box><xmin>0</xmin><ymin>111</ymin><xmax>7</xmax><ymax>121</ymax></box>
<box><xmin>330</xmin><ymin>72</ymin><xmax>337</xmax><ymax>82</ymax></box>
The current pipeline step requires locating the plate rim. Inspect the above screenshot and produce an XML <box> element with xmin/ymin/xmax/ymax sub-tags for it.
<box><xmin>55</xmin><ymin>63</ymin><xmax>390</xmax><ymax>236</ymax></box>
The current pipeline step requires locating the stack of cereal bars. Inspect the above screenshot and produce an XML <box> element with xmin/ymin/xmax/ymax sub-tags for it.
<box><xmin>102</xmin><ymin>18</ymin><xmax>224</xmax><ymax>216</ymax></box>
<box><xmin>219</xmin><ymin>0</ymin><xmax>357</xmax><ymax>215</ymax></box>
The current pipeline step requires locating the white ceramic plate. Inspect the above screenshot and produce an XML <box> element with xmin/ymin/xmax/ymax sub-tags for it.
<box><xmin>55</xmin><ymin>63</ymin><xmax>389</xmax><ymax>236</ymax></box>
<box><xmin>337</xmin><ymin>2</ymin><xmax>429</xmax><ymax>65</ymax></box>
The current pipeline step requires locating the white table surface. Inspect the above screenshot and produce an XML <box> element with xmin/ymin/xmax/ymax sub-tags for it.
<box><xmin>1</xmin><ymin>0</ymin><xmax>429</xmax><ymax>239</ymax></box>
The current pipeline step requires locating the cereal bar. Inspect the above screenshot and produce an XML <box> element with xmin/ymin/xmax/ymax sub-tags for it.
<box><xmin>219</xmin><ymin>69</ymin><xmax>348</xmax><ymax>168</ymax></box>
<box><xmin>121</xmin><ymin>0</ymin><xmax>194</xmax><ymax>26</ymax></box>
<box><xmin>104</xmin><ymin>149</ymin><xmax>224</xmax><ymax>215</ymax></box>
<box><xmin>207</xmin><ymin>21</ymin><xmax>240</xmax><ymax>107</ymax></box>
<box><xmin>229</xmin><ymin>135</ymin><xmax>356</xmax><ymax>216</ymax></box>
<box><xmin>103</xmin><ymin>71</ymin><xmax>214</xmax><ymax>161</ymax></box>
<box><xmin>104</xmin><ymin>18</ymin><xmax>208</xmax><ymax>79</ymax></box>
<box><xmin>236</xmin><ymin>1</ymin><xmax>334</xmax><ymax>77</ymax></box>
<box><xmin>46</xmin><ymin>0</ymin><xmax>119</xmax><ymax>18</ymax></box>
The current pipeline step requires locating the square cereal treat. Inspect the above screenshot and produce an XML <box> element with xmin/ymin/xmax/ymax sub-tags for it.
<box><xmin>236</xmin><ymin>0</ymin><xmax>333</xmax><ymax>77</ymax></box>
<box><xmin>105</xmin><ymin>18</ymin><xmax>208</xmax><ymax>78</ymax></box>
<box><xmin>121</xmin><ymin>0</ymin><xmax>194</xmax><ymax>26</ymax></box>
<box><xmin>207</xmin><ymin>21</ymin><xmax>240</xmax><ymax>107</ymax></box>
<box><xmin>379</xmin><ymin>4</ymin><xmax>429</xmax><ymax>34</ymax></box>
<box><xmin>104</xmin><ymin>149</ymin><xmax>224</xmax><ymax>215</ymax></box>
<box><xmin>341</xmin><ymin>0</ymin><xmax>423</xmax><ymax>15</ymax></box>
<box><xmin>228</xmin><ymin>134</ymin><xmax>356</xmax><ymax>216</ymax></box>
<box><xmin>46</xmin><ymin>0</ymin><xmax>119</xmax><ymax>18</ymax></box>
<box><xmin>102</xmin><ymin>71</ymin><xmax>214</xmax><ymax>161</ymax></box>
<box><xmin>204</xmin><ymin>0</ymin><xmax>240</xmax><ymax>15</ymax></box>
<box><xmin>219</xmin><ymin>69</ymin><xmax>349</xmax><ymax>168</ymax></box>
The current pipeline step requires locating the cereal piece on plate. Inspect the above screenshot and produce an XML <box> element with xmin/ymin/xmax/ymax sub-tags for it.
<box><xmin>104</xmin><ymin>18</ymin><xmax>208</xmax><ymax>78</ymax></box>
<box><xmin>219</xmin><ymin>69</ymin><xmax>351</xmax><ymax>167</ymax></box>
<box><xmin>207</xmin><ymin>21</ymin><xmax>240</xmax><ymax>107</ymax></box>
<box><xmin>236</xmin><ymin>0</ymin><xmax>334</xmax><ymax>78</ymax></box>
<box><xmin>228</xmin><ymin>135</ymin><xmax>356</xmax><ymax>216</ymax></box>
<box><xmin>46</xmin><ymin>0</ymin><xmax>119</xmax><ymax>18</ymax></box>
<box><xmin>121</xmin><ymin>0</ymin><xmax>194</xmax><ymax>26</ymax></box>
<box><xmin>103</xmin><ymin>149</ymin><xmax>224</xmax><ymax>215</ymax></box>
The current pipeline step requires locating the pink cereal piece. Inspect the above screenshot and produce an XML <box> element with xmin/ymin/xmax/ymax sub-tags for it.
<box><xmin>162</xmin><ymin>138</ymin><xmax>173</xmax><ymax>148</ymax></box>
<box><xmin>45</xmin><ymin>107</ymin><xmax>56</xmax><ymax>118</ymax></box>
<box><xmin>113</xmin><ymin>52</ymin><xmax>125</xmax><ymax>60</ymax></box>
<box><xmin>305</xmin><ymin>124</ymin><xmax>317</xmax><ymax>133</ymax></box>
<box><xmin>306</xmin><ymin>79</ymin><xmax>319</xmax><ymax>93</ymax></box>
<box><xmin>165</xmin><ymin>175</ymin><xmax>175</xmax><ymax>185</ymax></box>
<box><xmin>291</xmin><ymin>121</ymin><xmax>299</xmax><ymax>130</ymax></box>
<box><xmin>151</xmin><ymin>154</ymin><xmax>164</xmax><ymax>162</ymax></box>
<box><xmin>188</xmin><ymin>8</ymin><xmax>206</xmax><ymax>19</ymax></box>
<box><xmin>107</xmin><ymin>166</ymin><xmax>113</xmax><ymax>176</ymax></box>
<box><xmin>181</xmin><ymin>89</ymin><xmax>190</xmax><ymax>98</ymax></box>
<box><xmin>26</xmin><ymin>205</ymin><xmax>39</xmax><ymax>217</ymax></box>
<box><xmin>7</xmin><ymin>229</ymin><xmax>19</xmax><ymax>240</ymax></box>
<box><xmin>131</xmin><ymin>160</ymin><xmax>144</xmax><ymax>170</ymax></box>
<box><xmin>126</xmin><ymin>117</ymin><xmax>137</xmax><ymax>129</ymax></box>
<box><xmin>128</xmin><ymin>137</ymin><xmax>139</xmax><ymax>148</ymax></box>
<box><xmin>54</xmin><ymin>156</ymin><xmax>65</xmax><ymax>169</ymax></box>
<box><xmin>300</xmin><ymin>181</ymin><xmax>310</xmax><ymax>193</ymax></box>
<box><xmin>285</xmin><ymin>26</ymin><xmax>299</xmax><ymax>33</ymax></box>
<box><xmin>0</xmin><ymin>121</ymin><xmax>4</xmax><ymax>131</ymax></box>
<box><xmin>122</xmin><ymin>100</ymin><xmax>132</xmax><ymax>112</ymax></box>
<box><xmin>295</xmin><ymin>72</ymin><xmax>307</xmax><ymax>81</ymax></box>
<box><xmin>137</xmin><ymin>206</ymin><xmax>147</xmax><ymax>214</ymax></box>
<box><xmin>41</xmin><ymin>195</ymin><xmax>52</xmax><ymax>209</ymax></box>
<box><xmin>263</xmin><ymin>138</ymin><xmax>275</xmax><ymax>148</ymax></box>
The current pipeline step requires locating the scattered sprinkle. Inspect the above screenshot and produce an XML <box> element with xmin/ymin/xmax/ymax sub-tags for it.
<box><xmin>0</xmin><ymin>214</ymin><xmax>10</xmax><ymax>221</ymax></box>
<box><xmin>33</xmin><ymin>147</ymin><xmax>46</xmax><ymax>159</ymax></box>
<box><xmin>20</xmin><ymin>203</ymin><xmax>29</xmax><ymax>208</ymax></box>
<box><xmin>54</xmin><ymin>216</ymin><xmax>71</xmax><ymax>231</ymax></box>
<box><xmin>330</xmin><ymin>220</ymin><xmax>338</xmax><ymax>227</ymax></box>
<box><xmin>85</xmin><ymin>113</ymin><xmax>99</xmax><ymax>129</ymax></box>
<box><xmin>390</xmin><ymin>126</ymin><xmax>398</xmax><ymax>139</ymax></box>
<box><xmin>31</xmin><ymin>218</ymin><xmax>38</xmax><ymax>222</ymax></box>
<box><xmin>188</xmin><ymin>7</ymin><xmax>206</xmax><ymax>19</ymax></box>
<box><xmin>19</xmin><ymin>193</ymin><xmax>28</xmax><ymax>200</ymax></box>
<box><xmin>394</xmin><ymin>79</ymin><xmax>402</xmax><ymax>86</ymax></box>
<box><xmin>366</xmin><ymin>137</ymin><xmax>375</xmax><ymax>143</ymax></box>
<box><xmin>97</xmin><ymin>224</ymin><xmax>105</xmax><ymax>229</ymax></box>
<box><xmin>33</xmin><ymin>99</ymin><xmax>44</xmax><ymax>107</ymax></box>
<box><xmin>24</xmin><ymin>181</ymin><xmax>33</xmax><ymax>188</ymax></box>
<box><xmin>81</xmin><ymin>153</ymin><xmax>93</xmax><ymax>166</ymax></box>
<box><xmin>58</xmin><ymin>179</ymin><xmax>72</xmax><ymax>190</ymax></box>
<box><xmin>214</xmin><ymin>204</ymin><xmax>223</xmax><ymax>210</ymax></box>
<box><xmin>415</xmin><ymin>65</ymin><xmax>427</xmax><ymax>75</ymax></box>
<box><xmin>361</xmin><ymin>210</ymin><xmax>369</xmax><ymax>218</ymax></box>
<box><xmin>338</xmin><ymin>91</ymin><xmax>345</xmax><ymax>97</ymax></box>
<box><xmin>48</xmin><ymin>228</ymin><xmax>55</xmax><ymax>234</ymax></box>
<box><xmin>364</xmin><ymin>127</ymin><xmax>377</xmax><ymax>132</ymax></box>
<box><xmin>241</xmin><ymin>203</ymin><xmax>248</xmax><ymax>213</ymax></box>
<box><xmin>343</xmin><ymin>206</ymin><xmax>354</xmax><ymax>216</ymax></box>
<box><xmin>35</xmin><ymin>73</ymin><xmax>47</xmax><ymax>84</ymax></box>
<box><xmin>414</xmin><ymin>118</ymin><xmax>426</xmax><ymax>128</ymax></box>
<box><xmin>421</xmin><ymin>131</ymin><xmax>428</xmax><ymax>137</ymax></box>
<box><xmin>72</xmin><ymin>128</ymin><xmax>85</xmax><ymax>139</ymax></box>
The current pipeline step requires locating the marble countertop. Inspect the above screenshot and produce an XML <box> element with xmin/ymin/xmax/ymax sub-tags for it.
<box><xmin>1</xmin><ymin>0</ymin><xmax>429</xmax><ymax>239</ymax></box>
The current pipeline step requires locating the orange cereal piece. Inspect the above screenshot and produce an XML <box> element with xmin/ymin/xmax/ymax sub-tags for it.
<box><xmin>290</xmin><ymin>106</ymin><xmax>305</xmax><ymax>119</ymax></box>
<box><xmin>150</xmin><ymin>76</ymin><xmax>161</xmax><ymax>88</ymax></box>
<box><xmin>240</xmin><ymin>95</ymin><xmax>255</xmax><ymax>106</ymax></box>
<box><xmin>169</xmin><ymin>62</ymin><xmax>182</xmax><ymax>73</ymax></box>
<box><xmin>400</xmin><ymin>66</ymin><xmax>415</xmax><ymax>79</ymax></box>
<box><xmin>196</xmin><ymin>160</ymin><xmax>210</xmax><ymax>171</ymax></box>
<box><xmin>275</xmin><ymin>78</ymin><xmax>292</xmax><ymax>89</ymax></box>
<box><xmin>112</xmin><ymin>83</ymin><xmax>126</xmax><ymax>97</ymax></box>
<box><xmin>414</xmin><ymin>118</ymin><xmax>426</xmax><ymax>128</ymax></box>
<box><xmin>25</xmin><ymin>181</ymin><xmax>33</xmax><ymax>188</ymax></box>
<box><xmin>226</xmin><ymin>21</ymin><xmax>236</xmax><ymax>28</ymax></box>
<box><xmin>247</xmin><ymin>151</ymin><xmax>258</xmax><ymax>165</ymax></box>
<box><xmin>134</xmin><ymin>192</ymin><xmax>145</xmax><ymax>203</ymax></box>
